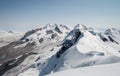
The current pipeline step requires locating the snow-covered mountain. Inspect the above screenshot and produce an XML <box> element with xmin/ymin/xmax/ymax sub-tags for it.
<box><xmin>0</xmin><ymin>24</ymin><xmax>70</xmax><ymax>76</ymax></box>
<box><xmin>0</xmin><ymin>24</ymin><xmax>120</xmax><ymax>76</ymax></box>
<box><xmin>0</xmin><ymin>31</ymin><xmax>23</xmax><ymax>47</ymax></box>
<box><xmin>20</xmin><ymin>24</ymin><xmax>70</xmax><ymax>46</ymax></box>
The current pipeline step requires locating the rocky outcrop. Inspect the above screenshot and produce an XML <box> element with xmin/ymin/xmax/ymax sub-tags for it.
<box><xmin>56</xmin><ymin>25</ymin><xmax>83</xmax><ymax>58</ymax></box>
<box><xmin>39</xmin><ymin>38</ymin><xmax>44</xmax><ymax>43</ymax></box>
<box><xmin>0</xmin><ymin>41</ymin><xmax>35</xmax><ymax>64</ymax></box>
<box><xmin>54</xmin><ymin>26</ymin><xmax>62</xmax><ymax>34</ymax></box>
<box><xmin>21</xmin><ymin>28</ymin><xmax>42</xmax><ymax>40</ymax></box>
<box><xmin>46</xmin><ymin>30</ymin><xmax>54</xmax><ymax>34</ymax></box>
<box><xmin>0</xmin><ymin>52</ymin><xmax>37</xmax><ymax>76</ymax></box>
<box><xmin>51</xmin><ymin>33</ymin><xmax>57</xmax><ymax>39</ymax></box>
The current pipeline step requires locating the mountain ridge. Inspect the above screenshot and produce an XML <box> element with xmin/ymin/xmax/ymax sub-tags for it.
<box><xmin>0</xmin><ymin>24</ymin><xmax>120</xmax><ymax>76</ymax></box>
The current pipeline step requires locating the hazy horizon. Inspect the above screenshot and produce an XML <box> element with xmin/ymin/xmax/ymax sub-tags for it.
<box><xmin>0</xmin><ymin>0</ymin><xmax>120</xmax><ymax>31</ymax></box>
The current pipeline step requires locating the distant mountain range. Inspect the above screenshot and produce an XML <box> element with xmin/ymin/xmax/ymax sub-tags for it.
<box><xmin>0</xmin><ymin>24</ymin><xmax>120</xmax><ymax>76</ymax></box>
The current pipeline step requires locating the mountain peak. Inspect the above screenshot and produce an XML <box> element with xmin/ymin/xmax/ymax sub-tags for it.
<box><xmin>74</xmin><ymin>24</ymin><xmax>87</xmax><ymax>32</ymax></box>
<box><xmin>105</xmin><ymin>28</ymin><xmax>120</xmax><ymax>37</ymax></box>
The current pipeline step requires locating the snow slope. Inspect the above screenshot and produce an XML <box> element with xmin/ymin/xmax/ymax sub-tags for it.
<box><xmin>47</xmin><ymin>62</ymin><xmax>120</xmax><ymax>76</ymax></box>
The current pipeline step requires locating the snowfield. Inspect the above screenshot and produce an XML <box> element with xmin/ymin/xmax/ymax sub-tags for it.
<box><xmin>47</xmin><ymin>62</ymin><xmax>120</xmax><ymax>76</ymax></box>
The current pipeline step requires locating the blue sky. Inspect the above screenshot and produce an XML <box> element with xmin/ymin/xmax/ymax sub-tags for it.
<box><xmin>0</xmin><ymin>0</ymin><xmax>120</xmax><ymax>31</ymax></box>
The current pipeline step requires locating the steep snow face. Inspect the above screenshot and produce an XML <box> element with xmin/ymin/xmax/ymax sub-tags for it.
<box><xmin>0</xmin><ymin>31</ymin><xmax>23</xmax><ymax>47</ymax></box>
<box><xmin>76</xmin><ymin>30</ymin><xmax>120</xmax><ymax>56</ymax></box>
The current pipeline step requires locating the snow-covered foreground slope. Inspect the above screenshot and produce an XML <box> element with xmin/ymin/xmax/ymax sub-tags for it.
<box><xmin>47</xmin><ymin>62</ymin><xmax>120</xmax><ymax>76</ymax></box>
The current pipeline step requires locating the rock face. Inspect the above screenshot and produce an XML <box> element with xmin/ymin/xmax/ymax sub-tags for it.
<box><xmin>54</xmin><ymin>26</ymin><xmax>62</xmax><ymax>34</ymax></box>
<box><xmin>98</xmin><ymin>33</ymin><xmax>108</xmax><ymax>42</ymax></box>
<box><xmin>0</xmin><ymin>52</ymin><xmax>37</xmax><ymax>75</ymax></box>
<box><xmin>0</xmin><ymin>41</ymin><xmax>35</xmax><ymax>64</ymax></box>
<box><xmin>0</xmin><ymin>40</ymin><xmax>35</xmax><ymax>76</ymax></box>
<box><xmin>39</xmin><ymin>38</ymin><xmax>44</xmax><ymax>43</ymax></box>
<box><xmin>46</xmin><ymin>30</ymin><xmax>54</xmax><ymax>34</ymax></box>
<box><xmin>51</xmin><ymin>33</ymin><xmax>57</xmax><ymax>39</ymax></box>
<box><xmin>98</xmin><ymin>28</ymin><xmax>120</xmax><ymax>45</ymax></box>
<box><xmin>21</xmin><ymin>28</ymin><xmax>42</xmax><ymax>40</ymax></box>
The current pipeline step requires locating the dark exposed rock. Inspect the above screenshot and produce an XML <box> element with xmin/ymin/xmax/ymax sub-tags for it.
<box><xmin>50</xmin><ymin>48</ymin><xmax>54</xmax><ymax>51</ymax></box>
<box><xmin>35</xmin><ymin>56</ymin><xmax>41</xmax><ymax>62</ymax></box>
<box><xmin>21</xmin><ymin>28</ymin><xmax>42</xmax><ymax>40</ymax></box>
<box><xmin>108</xmin><ymin>36</ymin><xmax>119</xmax><ymax>44</ymax></box>
<box><xmin>54</xmin><ymin>26</ymin><xmax>62</xmax><ymax>34</ymax></box>
<box><xmin>56</xmin><ymin>29</ymin><xmax>82</xmax><ymax>58</ymax></box>
<box><xmin>105</xmin><ymin>29</ymin><xmax>111</xmax><ymax>35</ymax></box>
<box><xmin>51</xmin><ymin>33</ymin><xmax>57</xmax><ymax>39</ymax></box>
<box><xmin>46</xmin><ymin>30</ymin><xmax>54</xmax><ymax>34</ymax></box>
<box><xmin>59</xmin><ymin>24</ymin><xmax>69</xmax><ymax>30</ymax></box>
<box><xmin>25</xmin><ymin>38</ymin><xmax>29</xmax><ymax>42</ymax></box>
<box><xmin>21</xmin><ymin>30</ymin><xmax>35</xmax><ymax>40</ymax></box>
<box><xmin>0</xmin><ymin>52</ymin><xmax>37</xmax><ymax>76</ymax></box>
<box><xmin>39</xmin><ymin>38</ymin><xmax>44</xmax><ymax>43</ymax></box>
<box><xmin>37</xmin><ymin>33</ymin><xmax>41</xmax><ymax>36</ymax></box>
<box><xmin>104</xmin><ymin>28</ymin><xmax>119</xmax><ymax>37</ymax></box>
<box><xmin>8</xmin><ymin>31</ymin><xmax>14</xmax><ymax>34</ymax></box>
<box><xmin>101</xmin><ymin>37</ymin><xmax>108</xmax><ymax>42</ymax></box>
<box><xmin>0</xmin><ymin>41</ymin><xmax>35</xmax><ymax>64</ymax></box>
<box><xmin>98</xmin><ymin>33</ymin><xmax>108</xmax><ymax>42</ymax></box>
<box><xmin>108</xmin><ymin>36</ymin><xmax>114</xmax><ymax>42</ymax></box>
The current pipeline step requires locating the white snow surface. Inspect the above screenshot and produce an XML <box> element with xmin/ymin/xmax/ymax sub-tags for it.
<box><xmin>47</xmin><ymin>62</ymin><xmax>120</xmax><ymax>76</ymax></box>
